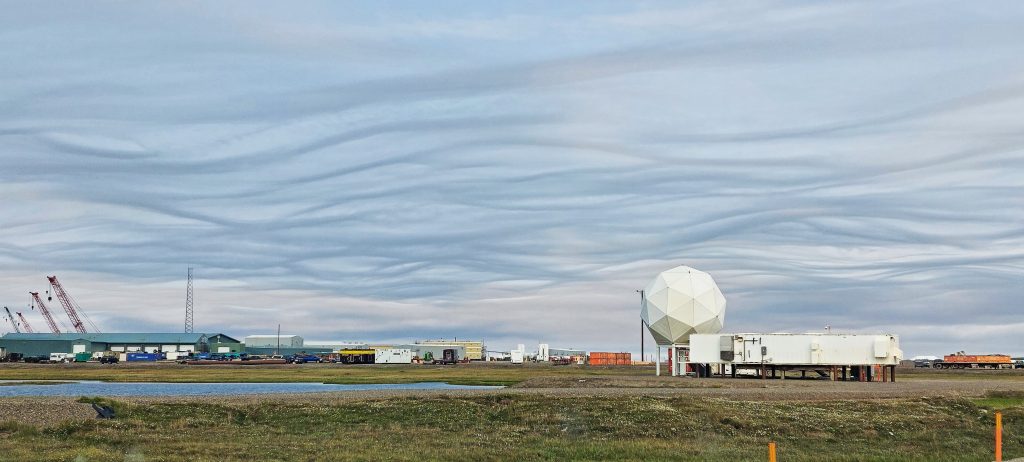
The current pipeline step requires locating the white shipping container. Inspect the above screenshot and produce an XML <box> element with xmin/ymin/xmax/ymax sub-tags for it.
<box><xmin>690</xmin><ymin>333</ymin><xmax>902</xmax><ymax>366</ymax></box>
<box><xmin>510</xmin><ymin>350</ymin><xmax>524</xmax><ymax>364</ymax></box>
<box><xmin>375</xmin><ymin>348</ymin><xmax>412</xmax><ymax>364</ymax></box>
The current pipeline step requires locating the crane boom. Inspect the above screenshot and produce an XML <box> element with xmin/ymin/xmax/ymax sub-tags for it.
<box><xmin>30</xmin><ymin>292</ymin><xmax>62</xmax><ymax>334</ymax></box>
<box><xmin>16</xmin><ymin>312</ymin><xmax>34</xmax><ymax>333</ymax></box>
<box><xmin>47</xmin><ymin>275</ymin><xmax>92</xmax><ymax>334</ymax></box>
<box><xmin>3</xmin><ymin>307</ymin><xmax>20</xmax><ymax>333</ymax></box>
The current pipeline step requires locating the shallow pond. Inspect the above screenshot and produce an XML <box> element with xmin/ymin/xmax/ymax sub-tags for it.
<box><xmin>0</xmin><ymin>381</ymin><xmax>502</xmax><ymax>397</ymax></box>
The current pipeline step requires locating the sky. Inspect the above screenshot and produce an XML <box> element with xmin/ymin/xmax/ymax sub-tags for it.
<box><xmin>0</xmin><ymin>1</ymin><xmax>1022</xmax><ymax>358</ymax></box>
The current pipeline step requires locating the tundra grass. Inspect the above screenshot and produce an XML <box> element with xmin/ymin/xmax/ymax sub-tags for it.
<box><xmin>0</xmin><ymin>363</ymin><xmax>647</xmax><ymax>386</ymax></box>
<box><xmin>0</xmin><ymin>395</ymin><xmax>1019</xmax><ymax>462</ymax></box>
<box><xmin>2</xmin><ymin>364</ymin><xmax>1019</xmax><ymax>387</ymax></box>
<box><xmin>0</xmin><ymin>381</ymin><xmax>74</xmax><ymax>386</ymax></box>
<box><xmin>971</xmin><ymin>390</ymin><xmax>1024</xmax><ymax>410</ymax></box>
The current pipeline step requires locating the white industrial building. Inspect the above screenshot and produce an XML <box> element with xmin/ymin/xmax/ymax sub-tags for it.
<box><xmin>640</xmin><ymin>265</ymin><xmax>903</xmax><ymax>382</ymax></box>
<box><xmin>244</xmin><ymin>335</ymin><xmax>303</xmax><ymax>348</ymax></box>
<box><xmin>416</xmin><ymin>339</ymin><xmax>485</xmax><ymax>361</ymax></box>
<box><xmin>690</xmin><ymin>333</ymin><xmax>903</xmax><ymax>381</ymax></box>
<box><xmin>305</xmin><ymin>341</ymin><xmax>367</xmax><ymax>350</ymax></box>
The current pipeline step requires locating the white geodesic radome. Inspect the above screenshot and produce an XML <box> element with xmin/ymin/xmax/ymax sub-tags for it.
<box><xmin>641</xmin><ymin>265</ymin><xmax>726</xmax><ymax>345</ymax></box>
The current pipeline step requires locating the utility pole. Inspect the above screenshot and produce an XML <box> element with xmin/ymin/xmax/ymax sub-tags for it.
<box><xmin>637</xmin><ymin>289</ymin><xmax>645</xmax><ymax>362</ymax></box>
<box><xmin>276</xmin><ymin>324</ymin><xmax>281</xmax><ymax>356</ymax></box>
<box><xmin>185</xmin><ymin>267</ymin><xmax>194</xmax><ymax>333</ymax></box>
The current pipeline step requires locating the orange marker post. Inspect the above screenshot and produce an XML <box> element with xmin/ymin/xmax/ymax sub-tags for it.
<box><xmin>996</xmin><ymin>411</ymin><xmax>1002</xmax><ymax>462</ymax></box>
<box><xmin>769</xmin><ymin>441</ymin><xmax>777</xmax><ymax>462</ymax></box>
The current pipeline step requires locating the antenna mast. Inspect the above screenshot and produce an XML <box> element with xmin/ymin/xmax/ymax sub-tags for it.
<box><xmin>185</xmin><ymin>267</ymin><xmax>194</xmax><ymax>333</ymax></box>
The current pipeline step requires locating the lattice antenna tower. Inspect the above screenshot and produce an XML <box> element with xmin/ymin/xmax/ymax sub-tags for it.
<box><xmin>185</xmin><ymin>267</ymin><xmax>194</xmax><ymax>333</ymax></box>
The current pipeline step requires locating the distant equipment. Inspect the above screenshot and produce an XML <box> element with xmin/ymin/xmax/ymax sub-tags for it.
<box><xmin>432</xmin><ymin>349</ymin><xmax>458</xmax><ymax>365</ymax></box>
<box><xmin>185</xmin><ymin>267</ymin><xmax>194</xmax><ymax>334</ymax></box>
<box><xmin>15</xmin><ymin>312</ymin><xmax>34</xmax><ymax>333</ymax></box>
<box><xmin>537</xmin><ymin>343</ymin><xmax>549</xmax><ymax>362</ymax></box>
<box><xmin>935</xmin><ymin>352</ymin><xmax>1013</xmax><ymax>369</ymax></box>
<box><xmin>30</xmin><ymin>292</ymin><xmax>63</xmax><ymax>334</ymax></box>
<box><xmin>640</xmin><ymin>265</ymin><xmax>726</xmax><ymax>345</ymax></box>
<box><xmin>374</xmin><ymin>348</ymin><xmax>413</xmax><ymax>364</ymax></box>
<box><xmin>47</xmin><ymin>275</ymin><xmax>101</xmax><ymax>334</ymax></box>
<box><xmin>3</xmin><ymin>307</ymin><xmax>20</xmax><ymax>333</ymax></box>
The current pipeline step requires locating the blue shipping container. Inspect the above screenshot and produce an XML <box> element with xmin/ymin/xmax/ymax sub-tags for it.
<box><xmin>126</xmin><ymin>353</ymin><xmax>161</xmax><ymax>362</ymax></box>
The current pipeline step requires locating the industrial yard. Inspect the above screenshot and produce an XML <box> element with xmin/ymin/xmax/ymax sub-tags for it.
<box><xmin>0</xmin><ymin>364</ymin><xmax>1020</xmax><ymax>461</ymax></box>
<box><xmin>0</xmin><ymin>266</ymin><xmax>1019</xmax><ymax>461</ymax></box>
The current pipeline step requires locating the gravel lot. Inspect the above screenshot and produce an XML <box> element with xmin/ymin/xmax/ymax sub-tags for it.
<box><xmin>0</xmin><ymin>397</ymin><xmax>95</xmax><ymax>426</ymax></box>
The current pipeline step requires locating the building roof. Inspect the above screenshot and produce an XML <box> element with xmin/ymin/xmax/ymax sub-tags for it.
<box><xmin>0</xmin><ymin>332</ymin><xmax>238</xmax><ymax>344</ymax></box>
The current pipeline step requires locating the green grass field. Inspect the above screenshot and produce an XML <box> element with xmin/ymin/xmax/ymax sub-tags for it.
<box><xmin>0</xmin><ymin>365</ymin><xmax>1021</xmax><ymax>461</ymax></box>
<box><xmin>0</xmin><ymin>393</ymin><xmax>1018</xmax><ymax>462</ymax></box>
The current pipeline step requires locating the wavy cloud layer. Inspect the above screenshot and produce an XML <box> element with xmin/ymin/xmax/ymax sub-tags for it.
<box><xmin>1</xmin><ymin>2</ymin><xmax>1022</xmax><ymax>356</ymax></box>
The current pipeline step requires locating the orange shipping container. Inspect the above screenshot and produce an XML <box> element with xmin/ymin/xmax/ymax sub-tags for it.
<box><xmin>590</xmin><ymin>352</ymin><xmax>630</xmax><ymax>359</ymax></box>
<box><xmin>944</xmin><ymin>354</ymin><xmax>1010</xmax><ymax>364</ymax></box>
<box><xmin>589</xmin><ymin>353</ymin><xmax>632</xmax><ymax>366</ymax></box>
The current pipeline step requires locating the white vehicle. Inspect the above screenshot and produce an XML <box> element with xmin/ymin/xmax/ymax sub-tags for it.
<box><xmin>510</xmin><ymin>350</ymin><xmax>524</xmax><ymax>364</ymax></box>
<box><xmin>49</xmin><ymin>353</ymin><xmax>72</xmax><ymax>363</ymax></box>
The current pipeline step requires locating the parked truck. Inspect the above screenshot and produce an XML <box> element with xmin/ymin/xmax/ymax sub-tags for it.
<box><xmin>424</xmin><ymin>349</ymin><xmax>458</xmax><ymax>365</ymax></box>
<box><xmin>934</xmin><ymin>352</ymin><xmax>1013</xmax><ymax>369</ymax></box>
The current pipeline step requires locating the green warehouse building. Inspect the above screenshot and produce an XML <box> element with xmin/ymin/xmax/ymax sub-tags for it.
<box><xmin>0</xmin><ymin>332</ymin><xmax>242</xmax><ymax>358</ymax></box>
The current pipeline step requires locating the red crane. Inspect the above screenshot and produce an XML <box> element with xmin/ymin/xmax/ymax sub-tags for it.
<box><xmin>30</xmin><ymin>292</ymin><xmax>62</xmax><ymax>334</ymax></box>
<box><xmin>46</xmin><ymin>275</ymin><xmax>100</xmax><ymax>334</ymax></box>
<box><xmin>16</xmin><ymin>312</ymin><xmax>34</xmax><ymax>333</ymax></box>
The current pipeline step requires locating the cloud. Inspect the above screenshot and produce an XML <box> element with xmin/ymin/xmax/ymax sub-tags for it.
<box><xmin>0</xmin><ymin>1</ymin><xmax>1022</xmax><ymax>356</ymax></box>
